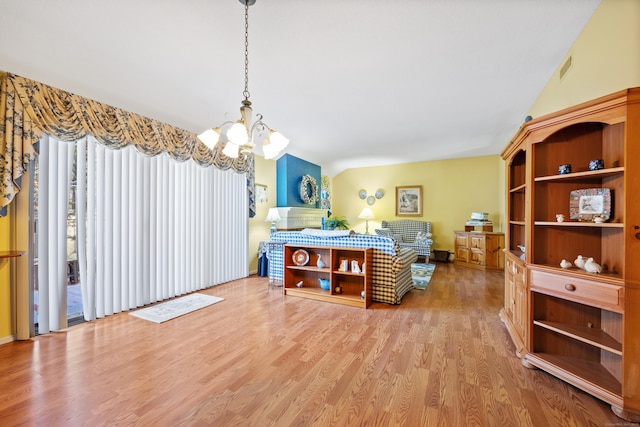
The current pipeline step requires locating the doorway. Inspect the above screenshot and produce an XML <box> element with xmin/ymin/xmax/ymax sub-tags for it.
<box><xmin>32</xmin><ymin>140</ymin><xmax>85</xmax><ymax>332</ymax></box>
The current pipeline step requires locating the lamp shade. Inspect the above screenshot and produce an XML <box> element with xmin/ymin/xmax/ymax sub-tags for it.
<box><xmin>265</xmin><ymin>208</ymin><xmax>281</xmax><ymax>223</ymax></box>
<box><xmin>197</xmin><ymin>128</ymin><xmax>220</xmax><ymax>149</ymax></box>
<box><xmin>227</xmin><ymin>121</ymin><xmax>249</xmax><ymax>145</ymax></box>
<box><xmin>358</xmin><ymin>208</ymin><xmax>375</xmax><ymax>220</ymax></box>
<box><xmin>222</xmin><ymin>141</ymin><xmax>240</xmax><ymax>158</ymax></box>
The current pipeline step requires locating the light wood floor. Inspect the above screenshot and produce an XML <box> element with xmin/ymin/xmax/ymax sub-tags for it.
<box><xmin>0</xmin><ymin>263</ymin><xmax>633</xmax><ymax>426</ymax></box>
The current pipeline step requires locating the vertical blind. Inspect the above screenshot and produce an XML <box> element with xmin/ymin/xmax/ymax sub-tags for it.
<box><xmin>37</xmin><ymin>135</ymin><xmax>248</xmax><ymax>332</ymax></box>
<box><xmin>36</xmin><ymin>135</ymin><xmax>75</xmax><ymax>333</ymax></box>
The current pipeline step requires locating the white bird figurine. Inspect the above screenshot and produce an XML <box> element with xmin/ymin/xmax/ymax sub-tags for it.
<box><xmin>560</xmin><ymin>259</ymin><xmax>572</xmax><ymax>269</ymax></box>
<box><xmin>296</xmin><ymin>280</ymin><xmax>303</xmax><ymax>288</ymax></box>
<box><xmin>574</xmin><ymin>255</ymin><xmax>586</xmax><ymax>270</ymax></box>
<box><xmin>584</xmin><ymin>257</ymin><xmax>602</xmax><ymax>274</ymax></box>
<box><xmin>316</xmin><ymin>254</ymin><xmax>325</xmax><ymax>269</ymax></box>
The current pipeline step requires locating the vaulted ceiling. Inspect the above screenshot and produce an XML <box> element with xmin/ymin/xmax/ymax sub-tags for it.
<box><xmin>0</xmin><ymin>0</ymin><xmax>601</xmax><ymax>176</ymax></box>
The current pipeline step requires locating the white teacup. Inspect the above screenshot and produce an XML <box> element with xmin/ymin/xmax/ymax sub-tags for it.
<box><xmin>556</xmin><ymin>214</ymin><xmax>565</xmax><ymax>222</ymax></box>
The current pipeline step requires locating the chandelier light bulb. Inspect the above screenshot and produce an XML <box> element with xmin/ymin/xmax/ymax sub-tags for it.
<box><xmin>222</xmin><ymin>141</ymin><xmax>240</xmax><ymax>158</ymax></box>
<box><xmin>227</xmin><ymin>121</ymin><xmax>249</xmax><ymax>144</ymax></box>
<box><xmin>269</xmin><ymin>130</ymin><xmax>289</xmax><ymax>151</ymax></box>
<box><xmin>197</xmin><ymin>128</ymin><xmax>220</xmax><ymax>149</ymax></box>
<box><xmin>262</xmin><ymin>140</ymin><xmax>278</xmax><ymax>160</ymax></box>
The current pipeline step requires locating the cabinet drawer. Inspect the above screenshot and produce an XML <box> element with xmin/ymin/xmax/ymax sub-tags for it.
<box><xmin>455</xmin><ymin>234</ymin><xmax>469</xmax><ymax>247</ymax></box>
<box><xmin>456</xmin><ymin>247</ymin><xmax>470</xmax><ymax>262</ymax></box>
<box><xmin>470</xmin><ymin>235</ymin><xmax>486</xmax><ymax>250</ymax></box>
<box><xmin>470</xmin><ymin>249</ymin><xmax>485</xmax><ymax>265</ymax></box>
<box><xmin>530</xmin><ymin>269</ymin><xmax>623</xmax><ymax>312</ymax></box>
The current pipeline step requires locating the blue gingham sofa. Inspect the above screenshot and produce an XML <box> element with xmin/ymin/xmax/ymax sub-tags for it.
<box><xmin>377</xmin><ymin>220</ymin><xmax>433</xmax><ymax>260</ymax></box>
<box><xmin>267</xmin><ymin>231</ymin><xmax>418</xmax><ymax>304</ymax></box>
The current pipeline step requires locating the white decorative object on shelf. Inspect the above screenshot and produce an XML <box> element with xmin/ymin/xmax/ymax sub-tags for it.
<box><xmin>556</xmin><ymin>214</ymin><xmax>565</xmax><ymax>222</ymax></box>
<box><xmin>316</xmin><ymin>254</ymin><xmax>325</xmax><ymax>269</ymax></box>
<box><xmin>351</xmin><ymin>260</ymin><xmax>361</xmax><ymax>273</ymax></box>
<box><xmin>471</xmin><ymin>212</ymin><xmax>489</xmax><ymax>220</ymax></box>
<box><xmin>584</xmin><ymin>257</ymin><xmax>602</xmax><ymax>273</ymax></box>
<box><xmin>560</xmin><ymin>259</ymin><xmax>572</xmax><ymax>269</ymax></box>
<box><xmin>574</xmin><ymin>255</ymin><xmax>586</xmax><ymax>270</ymax></box>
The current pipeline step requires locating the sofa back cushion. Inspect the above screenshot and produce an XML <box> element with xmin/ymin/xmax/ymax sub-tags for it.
<box><xmin>374</xmin><ymin>228</ymin><xmax>404</xmax><ymax>243</ymax></box>
<box><xmin>270</xmin><ymin>230</ymin><xmax>400</xmax><ymax>256</ymax></box>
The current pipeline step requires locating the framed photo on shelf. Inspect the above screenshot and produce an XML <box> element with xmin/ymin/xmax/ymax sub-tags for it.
<box><xmin>256</xmin><ymin>183</ymin><xmax>268</xmax><ymax>204</ymax></box>
<box><xmin>396</xmin><ymin>185</ymin><xmax>423</xmax><ymax>217</ymax></box>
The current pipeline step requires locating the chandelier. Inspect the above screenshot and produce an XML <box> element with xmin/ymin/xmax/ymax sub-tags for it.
<box><xmin>197</xmin><ymin>0</ymin><xmax>289</xmax><ymax>160</ymax></box>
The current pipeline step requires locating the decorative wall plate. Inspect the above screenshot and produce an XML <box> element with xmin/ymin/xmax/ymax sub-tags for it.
<box><xmin>375</xmin><ymin>188</ymin><xmax>385</xmax><ymax>199</ymax></box>
<box><xmin>292</xmin><ymin>249</ymin><xmax>310</xmax><ymax>266</ymax></box>
<box><xmin>367</xmin><ymin>195</ymin><xmax>375</xmax><ymax>205</ymax></box>
<box><xmin>358</xmin><ymin>189</ymin><xmax>367</xmax><ymax>199</ymax></box>
<box><xmin>569</xmin><ymin>188</ymin><xmax>611</xmax><ymax>221</ymax></box>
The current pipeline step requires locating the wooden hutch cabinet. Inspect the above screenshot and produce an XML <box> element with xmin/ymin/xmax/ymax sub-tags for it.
<box><xmin>500</xmin><ymin>88</ymin><xmax>640</xmax><ymax>422</ymax></box>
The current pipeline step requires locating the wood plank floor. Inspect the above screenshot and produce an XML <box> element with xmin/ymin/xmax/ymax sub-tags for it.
<box><xmin>0</xmin><ymin>263</ymin><xmax>634</xmax><ymax>426</ymax></box>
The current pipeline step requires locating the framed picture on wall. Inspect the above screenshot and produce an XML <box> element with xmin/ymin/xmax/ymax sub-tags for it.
<box><xmin>256</xmin><ymin>183</ymin><xmax>268</xmax><ymax>204</ymax></box>
<box><xmin>396</xmin><ymin>185</ymin><xmax>423</xmax><ymax>217</ymax></box>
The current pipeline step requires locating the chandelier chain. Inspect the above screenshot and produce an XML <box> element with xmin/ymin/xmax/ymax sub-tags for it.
<box><xmin>243</xmin><ymin>0</ymin><xmax>250</xmax><ymax>100</ymax></box>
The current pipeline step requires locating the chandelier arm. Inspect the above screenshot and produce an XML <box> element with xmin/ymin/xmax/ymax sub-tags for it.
<box><xmin>250</xmin><ymin>113</ymin><xmax>268</xmax><ymax>133</ymax></box>
<box><xmin>217</xmin><ymin>119</ymin><xmax>237</xmax><ymax>128</ymax></box>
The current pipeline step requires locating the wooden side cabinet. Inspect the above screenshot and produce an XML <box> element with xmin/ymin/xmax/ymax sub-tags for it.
<box><xmin>453</xmin><ymin>231</ymin><xmax>504</xmax><ymax>271</ymax></box>
<box><xmin>283</xmin><ymin>244</ymin><xmax>372</xmax><ymax>309</ymax></box>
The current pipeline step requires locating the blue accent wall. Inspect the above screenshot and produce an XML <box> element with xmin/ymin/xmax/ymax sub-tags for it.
<box><xmin>276</xmin><ymin>154</ymin><xmax>321</xmax><ymax>208</ymax></box>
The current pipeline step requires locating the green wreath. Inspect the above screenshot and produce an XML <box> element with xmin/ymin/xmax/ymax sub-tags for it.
<box><xmin>299</xmin><ymin>174</ymin><xmax>319</xmax><ymax>204</ymax></box>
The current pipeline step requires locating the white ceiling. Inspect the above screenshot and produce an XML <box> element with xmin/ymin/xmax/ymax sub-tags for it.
<box><xmin>0</xmin><ymin>0</ymin><xmax>601</xmax><ymax>176</ymax></box>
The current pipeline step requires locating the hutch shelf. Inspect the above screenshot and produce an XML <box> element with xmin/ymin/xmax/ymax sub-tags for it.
<box><xmin>500</xmin><ymin>88</ymin><xmax>640</xmax><ymax>422</ymax></box>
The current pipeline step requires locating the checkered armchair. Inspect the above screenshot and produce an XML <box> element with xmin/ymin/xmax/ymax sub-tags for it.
<box><xmin>378</xmin><ymin>220</ymin><xmax>433</xmax><ymax>259</ymax></box>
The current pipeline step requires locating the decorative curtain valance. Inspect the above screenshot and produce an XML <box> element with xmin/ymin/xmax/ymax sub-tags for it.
<box><xmin>0</xmin><ymin>71</ymin><xmax>256</xmax><ymax>217</ymax></box>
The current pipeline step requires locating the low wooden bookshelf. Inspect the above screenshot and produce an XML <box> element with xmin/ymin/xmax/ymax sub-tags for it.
<box><xmin>283</xmin><ymin>244</ymin><xmax>372</xmax><ymax>309</ymax></box>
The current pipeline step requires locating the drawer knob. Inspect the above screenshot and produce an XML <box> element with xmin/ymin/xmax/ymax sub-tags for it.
<box><xmin>565</xmin><ymin>283</ymin><xmax>576</xmax><ymax>292</ymax></box>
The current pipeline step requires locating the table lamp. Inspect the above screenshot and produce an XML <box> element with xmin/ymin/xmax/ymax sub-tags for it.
<box><xmin>265</xmin><ymin>208</ymin><xmax>281</xmax><ymax>234</ymax></box>
<box><xmin>358</xmin><ymin>207</ymin><xmax>375</xmax><ymax>234</ymax></box>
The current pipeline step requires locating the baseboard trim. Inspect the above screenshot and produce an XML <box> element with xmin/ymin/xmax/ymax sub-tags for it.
<box><xmin>0</xmin><ymin>334</ymin><xmax>16</xmax><ymax>345</ymax></box>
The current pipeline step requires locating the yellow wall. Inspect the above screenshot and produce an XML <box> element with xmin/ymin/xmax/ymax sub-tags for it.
<box><xmin>248</xmin><ymin>155</ymin><xmax>277</xmax><ymax>273</ymax></box>
<box><xmin>331</xmin><ymin>155</ymin><xmax>504</xmax><ymax>252</ymax></box>
<box><xmin>528</xmin><ymin>0</ymin><xmax>640</xmax><ymax>117</ymax></box>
